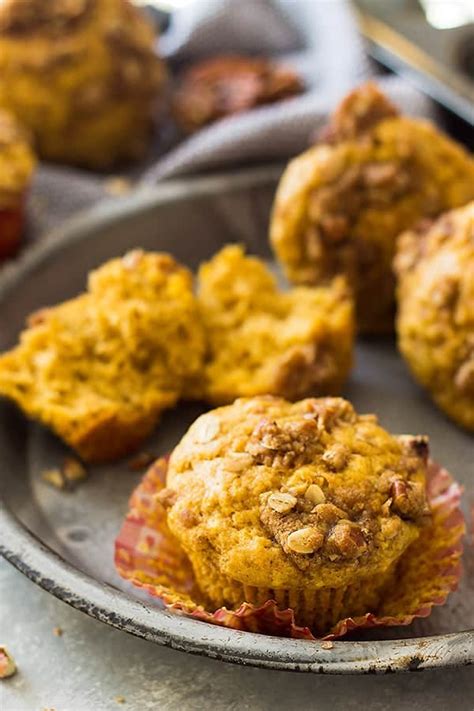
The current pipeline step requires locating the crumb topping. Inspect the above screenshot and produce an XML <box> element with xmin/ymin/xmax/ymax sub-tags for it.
<box><xmin>167</xmin><ymin>396</ymin><xmax>431</xmax><ymax>589</ymax></box>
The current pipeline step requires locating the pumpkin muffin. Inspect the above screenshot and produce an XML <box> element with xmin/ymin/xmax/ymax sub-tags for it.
<box><xmin>0</xmin><ymin>0</ymin><xmax>166</xmax><ymax>169</ymax></box>
<box><xmin>186</xmin><ymin>245</ymin><xmax>354</xmax><ymax>404</ymax></box>
<box><xmin>270</xmin><ymin>82</ymin><xmax>474</xmax><ymax>333</ymax></box>
<box><xmin>0</xmin><ymin>251</ymin><xmax>206</xmax><ymax>461</ymax></box>
<box><xmin>163</xmin><ymin>396</ymin><xmax>430</xmax><ymax>633</ymax></box>
<box><xmin>395</xmin><ymin>202</ymin><xmax>474</xmax><ymax>431</ymax></box>
<box><xmin>0</xmin><ymin>109</ymin><xmax>36</xmax><ymax>260</ymax></box>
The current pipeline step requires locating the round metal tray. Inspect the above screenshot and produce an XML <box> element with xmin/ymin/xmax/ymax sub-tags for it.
<box><xmin>0</xmin><ymin>168</ymin><xmax>472</xmax><ymax>673</ymax></box>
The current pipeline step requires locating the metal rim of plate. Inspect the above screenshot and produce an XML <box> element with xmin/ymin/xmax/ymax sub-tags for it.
<box><xmin>0</xmin><ymin>168</ymin><xmax>472</xmax><ymax>674</ymax></box>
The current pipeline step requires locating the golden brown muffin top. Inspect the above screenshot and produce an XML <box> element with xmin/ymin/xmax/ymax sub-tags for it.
<box><xmin>0</xmin><ymin>110</ymin><xmax>35</xmax><ymax>208</ymax></box>
<box><xmin>165</xmin><ymin>396</ymin><xmax>430</xmax><ymax>590</ymax></box>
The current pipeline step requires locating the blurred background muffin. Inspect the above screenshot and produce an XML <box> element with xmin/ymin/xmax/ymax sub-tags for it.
<box><xmin>0</xmin><ymin>0</ymin><xmax>167</xmax><ymax>170</ymax></box>
<box><xmin>173</xmin><ymin>55</ymin><xmax>303</xmax><ymax>134</ymax></box>
<box><xmin>0</xmin><ymin>110</ymin><xmax>35</xmax><ymax>260</ymax></box>
<box><xmin>395</xmin><ymin>202</ymin><xmax>474</xmax><ymax>431</ymax></box>
<box><xmin>270</xmin><ymin>83</ymin><xmax>474</xmax><ymax>333</ymax></box>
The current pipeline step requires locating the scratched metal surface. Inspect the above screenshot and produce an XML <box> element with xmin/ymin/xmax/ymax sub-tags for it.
<box><xmin>0</xmin><ymin>168</ymin><xmax>473</xmax><ymax>675</ymax></box>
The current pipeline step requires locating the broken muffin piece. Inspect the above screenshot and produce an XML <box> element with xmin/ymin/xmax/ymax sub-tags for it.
<box><xmin>186</xmin><ymin>245</ymin><xmax>354</xmax><ymax>404</ymax></box>
<box><xmin>0</xmin><ymin>251</ymin><xmax>206</xmax><ymax>462</ymax></box>
<box><xmin>270</xmin><ymin>82</ymin><xmax>474</xmax><ymax>333</ymax></box>
<box><xmin>395</xmin><ymin>201</ymin><xmax>474</xmax><ymax>431</ymax></box>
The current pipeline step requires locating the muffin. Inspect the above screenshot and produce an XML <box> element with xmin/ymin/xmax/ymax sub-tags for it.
<box><xmin>186</xmin><ymin>245</ymin><xmax>354</xmax><ymax>403</ymax></box>
<box><xmin>0</xmin><ymin>110</ymin><xmax>36</xmax><ymax>260</ymax></box>
<box><xmin>163</xmin><ymin>396</ymin><xmax>430</xmax><ymax>633</ymax></box>
<box><xmin>270</xmin><ymin>82</ymin><xmax>474</xmax><ymax>333</ymax></box>
<box><xmin>0</xmin><ymin>251</ymin><xmax>206</xmax><ymax>461</ymax></box>
<box><xmin>173</xmin><ymin>55</ymin><xmax>303</xmax><ymax>134</ymax></box>
<box><xmin>395</xmin><ymin>202</ymin><xmax>474</xmax><ymax>431</ymax></box>
<box><xmin>0</xmin><ymin>0</ymin><xmax>167</xmax><ymax>169</ymax></box>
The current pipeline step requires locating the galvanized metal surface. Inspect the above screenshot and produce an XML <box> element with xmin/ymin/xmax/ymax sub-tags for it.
<box><xmin>0</xmin><ymin>169</ymin><xmax>473</xmax><ymax>680</ymax></box>
<box><xmin>2</xmin><ymin>561</ymin><xmax>474</xmax><ymax>711</ymax></box>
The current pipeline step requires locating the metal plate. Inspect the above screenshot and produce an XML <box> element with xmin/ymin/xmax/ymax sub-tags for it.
<box><xmin>0</xmin><ymin>168</ymin><xmax>473</xmax><ymax>673</ymax></box>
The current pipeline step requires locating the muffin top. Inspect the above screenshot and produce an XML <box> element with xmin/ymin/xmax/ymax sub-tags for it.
<box><xmin>0</xmin><ymin>110</ymin><xmax>35</xmax><ymax>209</ymax></box>
<box><xmin>166</xmin><ymin>396</ymin><xmax>430</xmax><ymax>589</ymax></box>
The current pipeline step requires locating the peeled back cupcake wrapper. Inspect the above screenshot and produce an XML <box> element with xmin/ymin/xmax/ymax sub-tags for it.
<box><xmin>114</xmin><ymin>457</ymin><xmax>465</xmax><ymax>640</ymax></box>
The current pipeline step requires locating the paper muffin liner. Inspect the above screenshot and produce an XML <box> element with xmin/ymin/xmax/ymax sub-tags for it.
<box><xmin>115</xmin><ymin>457</ymin><xmax>465</xmax><ymax>640</ymax></box>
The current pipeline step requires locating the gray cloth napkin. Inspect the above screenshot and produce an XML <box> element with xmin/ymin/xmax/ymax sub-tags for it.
<box><xmin>28</xmin><ymin>0</ymin><xmax>435</xmax><ymax>240</ymax></box>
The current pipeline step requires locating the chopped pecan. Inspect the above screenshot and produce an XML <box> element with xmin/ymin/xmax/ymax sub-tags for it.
<box><xmin>390</xmin><ymin>479</ymin><xmax>428</xmax><ymax>520</ymax></box>
<box><xmin>326</xmin><ymin>521</ymin><xmax>367</xmax><ymax>559</ymax></box>
<box><xmin>306</xmin><ymin>397</ymin><xmax>357</xmax><ymax>432</ymax></box>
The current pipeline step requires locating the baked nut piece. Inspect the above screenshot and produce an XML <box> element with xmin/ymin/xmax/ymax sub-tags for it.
<box><xmin>0</xmin><ymin>251</ymin><xmax>206</xmax><ymax>462</ymax></box>
<box><xmin>395</xmin><ymin>202</ymin><xmax>474</xmax><ymax>431</ymax></box>
<box><xmin>164</xmin><ymin>396</ymin><xmax>430</xmax><ymax>633</ymax></box>
<box><xmin>0</xmin><ymin>0</ymin><xmax>166</xmax><ymax>169</ymax></box>
<box><xmin>187</xmin><ymin>245</ymin><xmax>354</xmax><ymax>403</ymax></box>
<box><xmin>270</xmin><ymin>82</ymin><xmax>474</xmax><ymax>333</ymax></box>
<box><xmin>173</xmin><ymin>55</ymin><xmax>303</xmax><ymax>134</ymax></box>
<box><xmin>0</xmin><ymin>110</ymin><xmax>36</xmax><ymax>260</ymax></box>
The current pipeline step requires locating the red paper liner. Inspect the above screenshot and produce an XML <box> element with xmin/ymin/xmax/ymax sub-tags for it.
<box><xmin>115</xmin><ymin>458</ymin><xmax>465</xmax><ymax>640</ymax></box>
